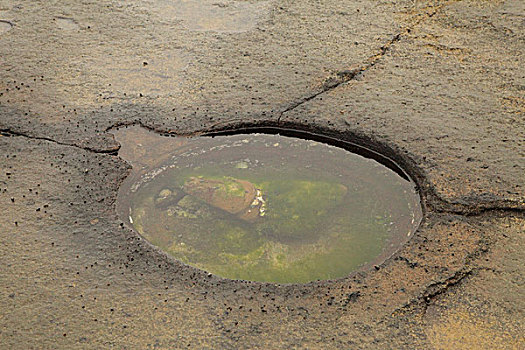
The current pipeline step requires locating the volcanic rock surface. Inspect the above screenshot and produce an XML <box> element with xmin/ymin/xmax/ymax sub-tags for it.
<box><xmin>0</xmin><ymin>0</ymin><xmax>523</xmax><ymax>348</ymax></box>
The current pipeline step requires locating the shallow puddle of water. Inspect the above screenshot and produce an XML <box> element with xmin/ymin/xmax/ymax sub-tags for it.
<box><xmin>0</xmin><ymin>20</ymin><xmax>12</xmax><ymax>34</ymax></box>
<box><xmin>114</xmin><ymin>126</ymin><xmax>422</xmax><ymax>283</ymax></box>
<box><xmin>144</xmin><ymin>0</ymin><xmax>270</xmax><ymax>33</ymax></box>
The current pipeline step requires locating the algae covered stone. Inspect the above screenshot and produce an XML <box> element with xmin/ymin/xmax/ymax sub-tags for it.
<box><xmin>182</xmin><ymin>176</ymin><xmax>265</xmax><ymax>223</ymax></box>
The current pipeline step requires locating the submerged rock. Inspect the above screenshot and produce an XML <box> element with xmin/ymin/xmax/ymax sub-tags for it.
<box><xmin>168</xmin><ymin>195</ymin><xmax>212</xmax><ymax>219</ymax></box>
<box><xmin>158</xmin><ymin>189</ymin><xmax>172</xmax><ymax>198</ymax></box>
<box><xmin>182</xmin><ymin>176</ymin><xmax>265</xmax><ymax>223</ymax></box>
<box><xmin>235</xmin><ymin>161</ymin><xmax>249</xmax><ymax>169</ymax></box>
<box><xmin>155</xmin><ymin>187</ymin><xmax>185</xmax><ymax>207</ymax></box>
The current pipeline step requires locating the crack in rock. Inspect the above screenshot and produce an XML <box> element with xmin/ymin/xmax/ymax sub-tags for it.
<box><xmin>276</xmin><ymin>0</ymin><xmax>457</xmax><ymax>122</ymax></box>
<box><xmin>0</xmin><ymin>128</ymin><xmax>119</xmax><ymax>155</ymax></box>
<box><xmin>393</xmin><ymin>268</ymin><xmax>475</xmax><ymax>317</ymax></box>
<box><xmin>276</xmin><ymin>33</ymin><xmax>403</xmax><ymax>122</ymax></box>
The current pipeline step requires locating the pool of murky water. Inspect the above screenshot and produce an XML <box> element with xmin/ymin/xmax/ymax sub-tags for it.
<box><xmin>115</xmin><ymin>127</ymin><xmax>421</xmax><ymax>283</ymax></box>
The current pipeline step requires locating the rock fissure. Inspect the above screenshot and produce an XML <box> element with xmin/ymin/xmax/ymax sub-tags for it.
<box><xmin>394</xmin><ymin>268</ymin><xmax>475</xmax><ymax>316</ymax></box>
<box><xmin>276</xmin><ymin>0</ymin><xmax>456</xmax><ymax>122</ymax></box>
<box><xmin>276</xmin><ymin>33</ymin><xmax>402</xmax><ymax>123</ymax></box>
<box><xmin>0</xmin><ymin>128</ymin><xmax>119</xmax><ymax>155</ymax></box>
<box><xmin>4</xmin><ymin>122</ymin><xmax>521</xmax><ymax>216</ymax></box>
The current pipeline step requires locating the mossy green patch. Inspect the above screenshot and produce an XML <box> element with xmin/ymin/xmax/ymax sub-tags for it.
<box><xmin>131</xmin><ymin>173</ymin><xmax>382</xmax><ymax>282</ymax></box>
<box><xmin>216</xmin><ymin>176</ymin><xmax>247</xmax><ymax>197</ymax></box>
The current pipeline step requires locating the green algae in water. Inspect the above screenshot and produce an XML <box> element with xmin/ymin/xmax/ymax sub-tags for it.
<box><xmin>120</xmin><ymin>133</ymin><xmax>422</xmax><ymax>283</ymax></box>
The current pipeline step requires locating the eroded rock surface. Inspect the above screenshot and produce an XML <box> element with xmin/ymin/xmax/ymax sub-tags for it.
<box><xmin>0</xmin><ymin>0</ymin><xmax>523</xmax><ymax>348</ymax></box>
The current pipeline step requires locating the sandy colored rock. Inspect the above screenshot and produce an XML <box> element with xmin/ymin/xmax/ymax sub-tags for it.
<box><xmin>0</xmin><ymin>0</ymin><xmax>523</xmax><ymax>348</ymax></box>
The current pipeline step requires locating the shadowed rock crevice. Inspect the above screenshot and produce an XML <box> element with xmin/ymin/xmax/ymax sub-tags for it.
<box><xmin>108</xmin><ymin>123</ymin><xmax>525</xmax><ymax>215</ymax></box>
<box><xmin>3</xmin><ymin>119</ymin><xmax>522</xmax><ymax>216</ymax></box>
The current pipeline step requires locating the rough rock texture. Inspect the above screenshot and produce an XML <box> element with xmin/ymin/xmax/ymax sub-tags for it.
<box><xmin>0</xmin><ymin>0</ymin><xmax>523</xmax><ymax>348</ymax></box>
